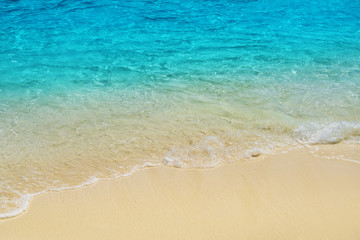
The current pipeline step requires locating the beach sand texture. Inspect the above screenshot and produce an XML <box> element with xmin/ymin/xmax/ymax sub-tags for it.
<box><xmin>1</xmin><ymin>146</ymin><xmax>360</xmax><ymax>240</ymax></box>
<box><xmin>1</xmin><ymin>0</ymin><xmax>360</xmax><ymax>239</ymax></box>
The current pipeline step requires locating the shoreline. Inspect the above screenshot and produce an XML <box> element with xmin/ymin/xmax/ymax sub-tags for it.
<box><xmin>1</xmin><ymin>146</ymin><xmax>360</xmax><ymax>239</ymax></box>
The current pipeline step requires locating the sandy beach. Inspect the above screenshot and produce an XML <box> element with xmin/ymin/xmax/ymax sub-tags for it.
<box><xmin>1</xmin><ymin>145</ymin><xmax>360</xmax><ymax>240</ymax></box>
<box><xmin>2</xmin><ymin>0</ymin><xmax>360</xmax><ymax>239</ymax></box>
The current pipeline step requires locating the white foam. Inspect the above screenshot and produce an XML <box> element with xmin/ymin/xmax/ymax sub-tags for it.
<box><xmin>245</xmin><ymin>147</ymin><xmax>264</xmax><ymax>157</ymax></box>
<box><xmin>163</xmin><ymin>136</ymin><xmax>225</xmax><ymax>168</ymax></box>
<box><xmin>293</xmin><ymin>121</ymin><xmax>360</xmax><ymax>144</ymax></box>
<box><xmin>0</xmin><ymin>194</ymin><xmax>32</xmax><ymax>219</ymax></box>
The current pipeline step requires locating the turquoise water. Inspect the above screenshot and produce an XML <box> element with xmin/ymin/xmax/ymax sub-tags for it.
<box><xmin>1</xmin><ymin>0</ymin><xmax>360</xmax><ymax>217</ymax></box>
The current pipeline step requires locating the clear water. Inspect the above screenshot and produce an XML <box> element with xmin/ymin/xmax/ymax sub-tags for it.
<box><xmin>1</xmin><ymin>0</ymin><xmax>360</xmax><ymax>217</ymax></box>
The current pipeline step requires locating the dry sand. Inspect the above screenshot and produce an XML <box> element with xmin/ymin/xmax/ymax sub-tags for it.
<box><xmin>1</xmin><ymin>146</ymin><xmax>360</xmax><ymax>240</ymax></box>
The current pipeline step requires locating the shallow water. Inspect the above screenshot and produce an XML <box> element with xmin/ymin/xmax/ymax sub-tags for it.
<box><xmin>1</xmin><ymin>0</ymin><xmax>360</xmax><ymax>217</ymax></box>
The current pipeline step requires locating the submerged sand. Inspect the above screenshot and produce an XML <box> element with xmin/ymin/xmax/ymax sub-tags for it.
<box><xmin>1</xmin><ymin>146</ymin><xmax>360</xmax><ymax>239</ymax></box>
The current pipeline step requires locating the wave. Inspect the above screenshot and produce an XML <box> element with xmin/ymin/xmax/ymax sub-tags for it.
<box><xmin>294</xmin><ymin>121</ymin><xmax>360</xmax><ymax>144</ymax></box>
<box><xmin>1</xmin><ymin>121</ymin><xmax>359</xmax><ymax>219</ymax></box>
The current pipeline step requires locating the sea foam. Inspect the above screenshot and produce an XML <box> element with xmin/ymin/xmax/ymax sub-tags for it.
<box><xmin>294</xmin><ymin>121</ymin><xmax>360</xmax><ymax>144</ymax></box>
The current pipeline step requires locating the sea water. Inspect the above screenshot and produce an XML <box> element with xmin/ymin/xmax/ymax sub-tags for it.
<box><xmin>0</xmin><ymin>0</ymin><xmax>359</xmax><ymax>217</ymax></box>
